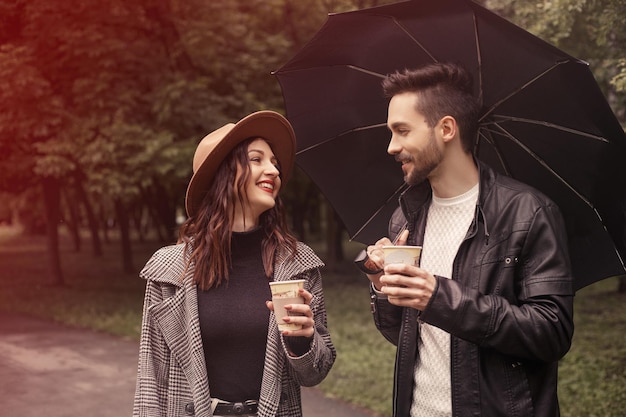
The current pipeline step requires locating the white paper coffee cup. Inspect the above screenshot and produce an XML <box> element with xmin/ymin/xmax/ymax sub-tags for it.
<box><xmin>269</xmin><ymin>279</ymin><xmax>306</xmax><ymax>331</ymax></box>
<box><xmin>382</xmin><ymin>245</ymin><xmax>422</xmax><ymax>266</ymax></box>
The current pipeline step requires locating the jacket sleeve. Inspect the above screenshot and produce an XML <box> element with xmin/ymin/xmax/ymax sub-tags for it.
<box><xmin>282</xmin><ymin>267</ymin><xmax>337</xmax><ymax>387</ymax></box>
<box><xmin>370</xmin><ymin>285</ymin><xmax>404</xmax><ymax>346</ymax></box>
<box><xmin>422</xmin><ymin>203</ymin><xmax>575</xmax><ymax>362</ymax></box>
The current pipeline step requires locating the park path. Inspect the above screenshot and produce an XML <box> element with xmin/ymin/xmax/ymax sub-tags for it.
<box><xmin>0</xmin><ymin>311</ymin><xmax>377</xmax><ymax>417</ymax></box>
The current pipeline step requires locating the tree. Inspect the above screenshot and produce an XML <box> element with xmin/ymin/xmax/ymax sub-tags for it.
<box><xmin>0</xmin><ymin>0</ymin><xmax>407</xmax><ymax>283</ymax></box>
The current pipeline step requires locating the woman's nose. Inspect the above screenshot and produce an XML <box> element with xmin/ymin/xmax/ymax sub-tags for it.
<box><xmin>264</xmin><ymin>161</ymin><xmax>280</xmax><ymax>176</ymax></box>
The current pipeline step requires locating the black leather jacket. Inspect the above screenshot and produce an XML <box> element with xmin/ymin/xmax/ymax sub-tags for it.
<box><xmin>371</xmin><ymin>161</ymin><xmax>574</xmax><ymax>417</ymax></box>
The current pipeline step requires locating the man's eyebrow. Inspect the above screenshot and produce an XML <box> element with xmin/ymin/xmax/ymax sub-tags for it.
<box><xmin>389</xmin><ymin>121</ymin><xmax>408</xmax><ymax>130</ymax></box>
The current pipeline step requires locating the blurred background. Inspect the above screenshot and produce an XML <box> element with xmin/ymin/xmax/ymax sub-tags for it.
<box><xmin>0</xmin><ymin>1</ymin><xmax>624</xmax><ymax>416</ymax></box>
<box><xmin>0</xmin><ymin>0</ymin><xmax>625</xmax><ymax>281</ymax></box>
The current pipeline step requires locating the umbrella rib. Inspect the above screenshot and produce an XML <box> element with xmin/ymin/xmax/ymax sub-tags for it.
<box><xmin>391</xmin><ymin>18</ymin><xmax>437</xmax><ymax>62</ymax></box>
<box><xmin>351</xmin><ymin>182</ymin><xmax>409</xmax><ymax>241</ymax></box>
<box><xmin>276</xmin><ymin>63</ymin><xmax>386</xmax><ymax>78</ymax></box>
<box><xmin>472</xmin><ymin>11</ymin><xmax>484</xmax><ymax>106</ymax></box>
<box><xmin>477</xmin><ymin>129</ymin><xmax>511</xmax><ymax>176</ymax></box>
<box><xmin>486</xmin><ymin>123</ymin><xmax>594</xmax><ymax>209</ymax></box>
<box><xmin>485</xmin><ymin>115</ymin><xmax>610</xmax><ymax>143</ymax></box>
<box><xmin>346</xmin><ymin>65</ymin><xmax>386</xmax><ymax>79</ymax></box>
<box><xmin>480</xmin><ymin>61</ymin><xmax>570</xmax><ymax>122</ymax></box>
<box><xmin>296</xmin><ymin>123</ymin><xmax>388</xmax><ymax>154</ymax></box>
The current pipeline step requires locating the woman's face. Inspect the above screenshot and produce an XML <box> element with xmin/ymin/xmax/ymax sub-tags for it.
<box><xmin>235</xmin><ymin>138</ymin><xmax>281</xmax><ymax>225</ymax></box>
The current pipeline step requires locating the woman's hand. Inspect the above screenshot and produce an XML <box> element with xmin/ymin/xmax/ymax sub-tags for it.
<box><xmin>266</xmin><ymin>288</ymin><xmax>315</xmax><ymax>338</ymax></box>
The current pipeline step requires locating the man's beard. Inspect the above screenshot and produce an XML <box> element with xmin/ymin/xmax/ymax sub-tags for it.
<box><xmin>403</xmin><ymin>132</ymin><xmax>443</xmax><ymax>186</ymax></box>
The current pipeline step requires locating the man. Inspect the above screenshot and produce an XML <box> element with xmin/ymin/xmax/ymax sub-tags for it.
<box><xmin>357</xmin><ymin>62</ymin><xmax>574</xmax><ymax>417</ymax></box>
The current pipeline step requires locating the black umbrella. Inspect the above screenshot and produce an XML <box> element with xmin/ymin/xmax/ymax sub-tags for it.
<box><xmin>274</xmin><ymin>0</ymin><xmax>626</xmax><ymax>290</ymax></box>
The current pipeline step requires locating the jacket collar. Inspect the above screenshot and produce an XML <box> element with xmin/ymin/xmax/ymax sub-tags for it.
<box><xmin>140</xmin><ymin>243</ymin><xmax>191</xmax><ymax>288</ymax></box>
<box><xmin>398</xmin><ymin>159</ymin><xmax>496</xmax><ymax>241</ymax></box>
<box><xmin>399</xmin><ymin>159</ymin><xmax>497</xmax><ymax>212</ymax></box>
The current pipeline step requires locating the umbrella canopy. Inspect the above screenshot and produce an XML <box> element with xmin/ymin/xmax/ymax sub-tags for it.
<box><xmin>274</xmin><ymin>0</ymin><xmax>626</xmax><ymax>290</ymax></box>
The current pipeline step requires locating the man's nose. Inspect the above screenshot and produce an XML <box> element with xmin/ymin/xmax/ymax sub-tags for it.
<box><xmin>387</xmin><ymin>135</ymin><xmax>400</xmax><ymax>156</ymax></box>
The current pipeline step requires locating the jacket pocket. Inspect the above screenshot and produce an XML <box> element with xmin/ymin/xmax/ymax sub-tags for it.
<box><xmin>502</xmin><ymin>359</ymin><xmax>534</xmax><ymax>417</ymax></box>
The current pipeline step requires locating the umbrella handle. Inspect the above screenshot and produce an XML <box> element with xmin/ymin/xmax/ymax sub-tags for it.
<box><xmin>353</xmin><ymin>222</ymin><xmax>408</xmax><ymax>274</ymax></box>
<box><xmin>354</xmin><ymin>249</ymin><xmax>383</xmax><ymax>275</ymax></box>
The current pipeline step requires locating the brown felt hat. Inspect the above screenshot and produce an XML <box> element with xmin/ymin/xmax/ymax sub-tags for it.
<box><xmin>185</xmin><ymin>110</ymin><xmax>296</xmax><ymax>217</ymax></box>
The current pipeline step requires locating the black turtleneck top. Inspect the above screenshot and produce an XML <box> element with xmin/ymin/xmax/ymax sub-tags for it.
<box><xmin>197</xmin><ymin>227</ymin><xmax>271</xmax><ymax>402</ymax></box>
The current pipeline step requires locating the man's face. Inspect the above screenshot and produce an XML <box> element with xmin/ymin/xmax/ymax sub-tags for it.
<box><xmin>387</xmin><ymin>92</ymin><xmax>443</xmax><ymax>186</ymax></box>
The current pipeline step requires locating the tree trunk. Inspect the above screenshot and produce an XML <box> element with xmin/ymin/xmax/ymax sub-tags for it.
<box><xmin>42</xmin><ymin>177</ymin><xmax>64</xmax><ymax>286</ymax></box>
<box><xmin>140</xmin><ymin>186</ymin><xmax>167</xmax><ymax>243</ymax></box>
<box><xmin>131</xmin><ymin>203</ymin><xmax>145</xmax><ymax>243</ymax></box>
<box><xmin>332</xmin><ymin>210</ymin><xmax>345</xmax><ymax>263</ymax></box>
<box><xmin>61</xmin><ymin>186</ymin><xmax>81</xmax><ymax>252</ymax></box>
<box><xmin>99</xmin><ymin>204</ymin><xmax>111</xmax><ymax>244</ymax></box>
<box><xmin>114</xmin><ymin>198</ymin><xmax>134</xmax><ymax>274</ymax></box>
<box><xmin>74</xmin><ymin>176</ymin><xmax>102</xmax><ymax>257</ymax></box>
<box><xmin>153</xmin><ymin>182</ymin><xmax>177</xmax><ymax>243</ymax></box>
<box><xmin>324</xmin><ymin>203</ymin><xmax>344</xmax><ymax>271</ymax></box>
<box><xmin>307</xmin><ymin>185</ymin><xmax>322</xmax><ymax>238</ymax></box>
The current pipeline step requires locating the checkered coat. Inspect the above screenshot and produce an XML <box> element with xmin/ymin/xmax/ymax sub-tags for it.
<box><xmin>133</xmin><ymin>241</ymin><xmax>336</xmax><ymax>417</ymax></box>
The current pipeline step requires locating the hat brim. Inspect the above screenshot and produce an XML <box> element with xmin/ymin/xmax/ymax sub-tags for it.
<box><xmin>185</xmin><ymin>111</ymin><xmax>296</xmax><ymax>218</ymax></box>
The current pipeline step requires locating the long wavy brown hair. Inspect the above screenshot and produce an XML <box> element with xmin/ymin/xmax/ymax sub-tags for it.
<box><xmin>178</xmin><ymin>137</ymin><xmax>298</xmax><ymax>290</ymax></box>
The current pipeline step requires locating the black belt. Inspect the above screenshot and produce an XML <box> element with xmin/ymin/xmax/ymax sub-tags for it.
<box><xmin>214</xmin><ymin>400</ymin><xmax>258</xmax><ymax>415</ymax></box>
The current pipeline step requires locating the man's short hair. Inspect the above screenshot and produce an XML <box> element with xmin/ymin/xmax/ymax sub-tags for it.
<box><xmin>382</xmin><ymin>62</ymin><xmax>480</xmax><ymax>154</ymax></box>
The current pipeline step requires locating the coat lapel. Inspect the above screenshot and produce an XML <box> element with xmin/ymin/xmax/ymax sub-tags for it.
<box><xmin>258</xmin><ymin>243</ymin><xmax>324</xmax><ymax>416</ymax></box>
<box><xmin>146</xmin><ymin>251</ymin><xmax>212</xmax><ymax>416</ymax></box>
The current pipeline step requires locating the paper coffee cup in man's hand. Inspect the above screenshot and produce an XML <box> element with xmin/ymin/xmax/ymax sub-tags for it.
<box><xmin>269</xmin><ymin>279</ymin><xmax>306</xmax><ymax>331</ymax></box>
<box><xmin>382</xmin><ymin>245</ymin><xmax>422</xmax><ymax>267</ymax></box>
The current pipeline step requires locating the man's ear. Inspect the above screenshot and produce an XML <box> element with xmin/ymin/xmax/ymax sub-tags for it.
<box><xmin>439</xmin><ymin>116</ymin><xmax>457</xmax><ymax>142</ymax></box>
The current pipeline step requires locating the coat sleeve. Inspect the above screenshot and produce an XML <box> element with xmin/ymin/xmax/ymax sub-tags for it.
<box><xmin>423</xmin><ymin>203</ymin><xmax>575</xmax><ymax>362</ymax></box>
<box><xmin>281</xmin><ymin>267</ymin><xmax>337</xmax><ymax>387</ymax></box>
<box><xmin>133</xmin><ymin>278</ymin><xmax>171</xmax><ymax>417</ymax></box>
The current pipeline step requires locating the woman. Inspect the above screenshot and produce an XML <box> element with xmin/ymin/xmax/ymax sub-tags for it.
<box><xmin>133</xmin><ymin>111</ymin><xmax>336</xmax><ymax>417</ymax></box>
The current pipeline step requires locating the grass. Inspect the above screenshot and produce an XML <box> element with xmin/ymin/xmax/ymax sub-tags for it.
<box><xmin>558</xmin><ymin>278</ymin><xmax>626</xmax><ymax>417</ymax></box>
<box><xmin>1</xmin><ymin>228</ymin><xmax>624</xmax><ymax>416</ymax></box>
<box><xmin>315</xmin><ymin>279</ymin><xmax>396</xmax><ymax>416</ymax></box>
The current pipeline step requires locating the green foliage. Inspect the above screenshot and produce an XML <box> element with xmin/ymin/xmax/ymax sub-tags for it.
<box><xmin>2</xmin><ymin>0</ymin><xmax>623</xmax><ymax>230</ymax></box>
<box><xmin>612</xmin><ymin>58</ymin><xmax>626</xmax><ymax>92</ymax></box>
<box><xmin>0</xmin><ymin>0</ymin><xmax>406</xmax><ymax>232</ymax></box>
<box><xmin>485</xmin><ymin>0</ymin><xmax>626</xmax><ymax>123</ymax></box>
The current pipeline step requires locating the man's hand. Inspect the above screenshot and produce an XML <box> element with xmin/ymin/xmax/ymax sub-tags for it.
<box><xmin>365</xmin><ymin>229</ymin><xmax>409</xmax><ymax>289</ymax></box>
<box><xmin>379</xmin><ymin>263</ymin><xmax>436</xmax><ymax>311</ymax></box>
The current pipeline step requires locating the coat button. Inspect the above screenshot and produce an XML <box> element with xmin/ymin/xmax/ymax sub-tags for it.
<box><xmin>185</xmin><ymin>402</ymin><xmax>195</xmax><ymax>415</ymax></box>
